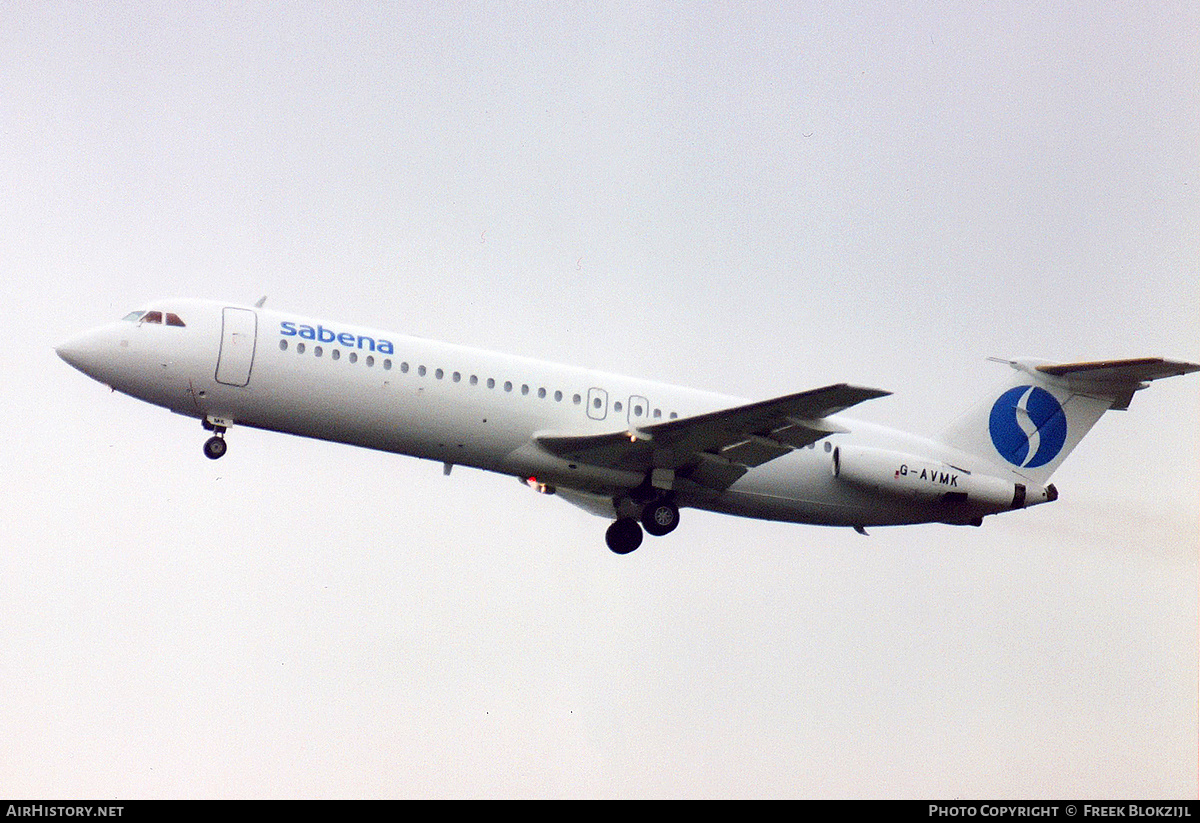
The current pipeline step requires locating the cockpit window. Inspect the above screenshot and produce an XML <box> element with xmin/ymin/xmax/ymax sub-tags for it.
<box><xmin>124</xmin><ymin>309</ymin><xmax>186</xmax><ymax>327</ymax></box>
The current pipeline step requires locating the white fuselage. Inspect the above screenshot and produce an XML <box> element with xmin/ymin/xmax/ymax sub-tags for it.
<box><xmin>57</xmin><ymin>299</ymin><xmax>1033</xmax><ymax>533</ymax></box>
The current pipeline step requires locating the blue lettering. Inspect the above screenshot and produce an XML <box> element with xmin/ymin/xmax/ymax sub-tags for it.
<box><xmin>278</xmin><ymin>320</ymin><xmax>397</xmax><ymax>354</ymax></box>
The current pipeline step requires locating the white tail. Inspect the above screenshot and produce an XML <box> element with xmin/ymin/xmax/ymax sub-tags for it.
<box><xmin>939</xmin><ymin>358</ymin><xmax>1199</xmax><ymax>485</ymax></box>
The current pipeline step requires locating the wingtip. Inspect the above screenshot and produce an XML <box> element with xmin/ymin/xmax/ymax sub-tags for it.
<box><xmin>856</xmin><ymin>385</ymin><xmax>893</xmax><ymax>399</ymax></box>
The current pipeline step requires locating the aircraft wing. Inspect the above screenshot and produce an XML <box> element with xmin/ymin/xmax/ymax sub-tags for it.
<box><xmin>536</xmin><ymin>383</ymin><xmax>890</xmax><ymax>491</ymax></box>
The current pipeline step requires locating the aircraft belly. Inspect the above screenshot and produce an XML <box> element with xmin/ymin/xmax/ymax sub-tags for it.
<box><xmin>501</xmin><ymin>442</ymin><xmax>644</xmax><ymax>494</ymax></box>
<box><xmin>218</xmin><ymin>366</ymin><xmax>529</xmax><ymax>470</ymax></box>
<box><xmin>693</xmin><ymin>491</ymin><xmax>938</xmax><ymax>527</ymax></box>
<box><xmin>701</xmin><ymin>449</ymin><xmax>942</xmax><ymax>527</ymax></box>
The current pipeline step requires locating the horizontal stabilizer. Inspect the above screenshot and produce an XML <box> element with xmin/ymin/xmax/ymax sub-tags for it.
<box><xmin>1033</xmin><ymin>357</ymin><xmax>1199</xmax><ymax>410</ymax></box>
<box><xmin>1036</xmin><ymin>357</ymin><xmax>1200</xmax><ymax>383</ymax></box>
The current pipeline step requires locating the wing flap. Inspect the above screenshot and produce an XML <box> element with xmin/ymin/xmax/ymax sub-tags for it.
<box><xmin>768</xmin><ymin>416</ymin><xmax>849</xmax><ymax>449</ymax></box>
<box><xmin>536</xmin><ymin>382</ymin><xmax>889</xmax><ymax>491</ymax></box>
<box><xmin>718</xmin><ymin>435</ymin><xmax>793</xmax><ymax>466</ymax></box>
<box><xmin>689</xmin><ymin>453</ymin><xmax>750</xmax><ymax>489</ymax></box>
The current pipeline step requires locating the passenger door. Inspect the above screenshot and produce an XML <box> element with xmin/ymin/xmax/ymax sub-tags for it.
<box><xmin>215</xmin><ymin>307</ymin><xmax>257</xmax><ymax>387</ymax></box>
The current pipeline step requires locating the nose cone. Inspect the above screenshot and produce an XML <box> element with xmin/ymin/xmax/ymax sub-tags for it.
<box><xmin>56</xmin><ymin>335</ymin><xmax>89</xmax><ymax>371</ymax></box>
<box><xmin>56</xmin><ymin>328</ymin><xmax>113</xmax><ymax>381</ymax></box>
<box><xmin>56</xmin><ymin>336</ymin><xmax>87</xmax><ymax>370</ymax></box>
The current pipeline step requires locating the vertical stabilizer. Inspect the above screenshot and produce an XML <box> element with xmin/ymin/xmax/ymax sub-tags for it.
<box><xmin>939</xmin><ymin>357</ymin><xmax>1199</xmax><ymax>484</ymax></box>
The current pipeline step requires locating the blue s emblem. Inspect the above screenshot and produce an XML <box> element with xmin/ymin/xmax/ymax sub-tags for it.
<box><xmin>988</xmin><ymin>386</ymin><xmax>1067</xmax><ymax>468</ymax></box>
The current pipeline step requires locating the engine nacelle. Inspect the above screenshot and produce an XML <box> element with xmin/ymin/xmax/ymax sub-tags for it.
<box><xmin>832</xmin><ymin>445</ymin><xmax>1050</xmax><ymax>512</ymax></box>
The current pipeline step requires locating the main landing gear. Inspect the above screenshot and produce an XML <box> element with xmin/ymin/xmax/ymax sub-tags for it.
<box><xmin>201</xmin><ymin>416</ymin><xmax>232</xmax><ymax>460</ymax></box>
<box><xmin>605</xmin><ymin>497</ymin><xmax>680</xmax><ymax>554</ymax></box>
<box><xmin>605</xmin><ymin>518</ymin><xmax>643</xmax><ymax>554</ymax></box>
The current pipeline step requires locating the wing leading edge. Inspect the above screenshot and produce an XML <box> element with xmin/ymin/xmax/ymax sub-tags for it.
<box><xmin>536</xmin><ymin>383</ymin><xmax>890</xmax><ymax>491</ymax></box>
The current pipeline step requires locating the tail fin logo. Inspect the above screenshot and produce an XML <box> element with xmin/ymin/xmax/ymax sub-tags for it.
<box><xmin>988</xmin><ymin>386</ymin><xmax>1068</xmax><ymax>468</ymax></box>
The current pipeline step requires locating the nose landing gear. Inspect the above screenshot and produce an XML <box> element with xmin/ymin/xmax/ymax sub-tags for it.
<box><xmin>202</xmin><ymin>416</ymin><xmax>233</xmax><ymax>460</ymax></box>
<box><xmin>203</xmin><ymin>434</ymin><xmax>227</xmax><ymax>460</ymax></box>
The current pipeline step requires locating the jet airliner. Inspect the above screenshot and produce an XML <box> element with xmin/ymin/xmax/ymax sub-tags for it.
<box><xmin>57</xmin><ymin>299</ymin><xmax>1199</xmax><ymax>553</ymax></box>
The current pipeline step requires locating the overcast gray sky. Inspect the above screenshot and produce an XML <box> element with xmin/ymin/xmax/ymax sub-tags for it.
<box><xmin>2</xmin><ymin>1</ymin><xmax>1196</xmax><ymax>798</ymax></box>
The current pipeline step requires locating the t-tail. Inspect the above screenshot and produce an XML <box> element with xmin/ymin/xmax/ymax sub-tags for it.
<box><xmin>939</xmin><ymin>357</ymin><xmax>1200</xmax><ymax>487</ymax></box>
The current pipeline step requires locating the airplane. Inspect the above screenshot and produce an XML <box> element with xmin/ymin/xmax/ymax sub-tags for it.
<box><xmin>56</xmin><ymin>298</ymin><xmax>1199</xmax><ymax>554</ymax></box>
